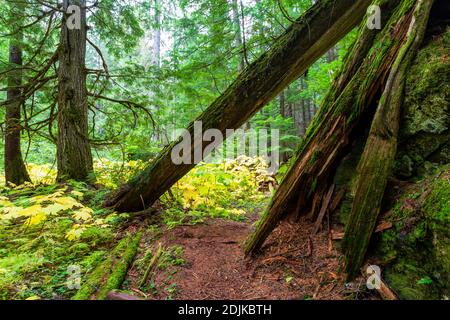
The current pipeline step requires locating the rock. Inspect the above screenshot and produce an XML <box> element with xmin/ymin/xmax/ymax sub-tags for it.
<box><xmin>395</xmin><ymin>30</ymin><xmax>450</xmax><ymax>178</ymax></box>
<box><xmin>375</xmin><ymin>166</ymin><xmax>450</xmax><ymax>300</ymax></box>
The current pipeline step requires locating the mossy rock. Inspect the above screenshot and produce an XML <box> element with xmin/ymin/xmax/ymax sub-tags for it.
<box><xmin>395</xmin><ymin>30</ymin><xmax>450</xmax><ymax>178</ymax></box>
<box><xmin>375</xmin><ymin>166</ymin><xmax>450</xmax><ymax>299</ymax></box>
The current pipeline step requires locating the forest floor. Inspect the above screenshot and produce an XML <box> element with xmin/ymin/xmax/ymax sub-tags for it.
<box><xmin>123</xmin><ymin>212</ymin><xmax>374</xmax><ymax>300</ymax></box>
<box><xmin>0</xmin><ymin>158</ymin><xmax>378</xmax><ymax>300</ymax></box>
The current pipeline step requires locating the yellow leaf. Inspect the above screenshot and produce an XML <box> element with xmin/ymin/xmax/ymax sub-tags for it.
<box><xmin>73</xmin><ymin>207</ymin><xmax>93</xmax><ymax>221</ymax></box>
<box><xmin>0</xmin><ymin>199</ymin><xmax>14</xmax><ymax>207</ymax></box>
<box><xmin>53</xmin><ymin>197</ymin><xmax>80</xmax><ymax>209</ymax></box>
<box><xmin>25</xmin><ymin>212</ymin><xmax>47</xmax><ymax>226</ymax></box>
<box><xmin>43</xmin><ymin>203</ymin><xmax>67</xmax><ymax>216</ymax></box>
<box><xmin>0</xmin><ymin>206</ymin><xmax>22</xmax><ymax>221</ymax></box>
<box><xmin>66</xmin><ymin>227</ymin><xmax>85</xmax><ymax>241</ymax></box>
<box><xmin>18</xmin><ymin>205</ymin><xmax>44</xmax><ymax>217</ymax></box>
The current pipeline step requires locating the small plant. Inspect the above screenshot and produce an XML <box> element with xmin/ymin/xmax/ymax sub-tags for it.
<box><xmin>417</xmin><ymin>277</ymin><xmax>433</xmax><ymax>285</ymax></box>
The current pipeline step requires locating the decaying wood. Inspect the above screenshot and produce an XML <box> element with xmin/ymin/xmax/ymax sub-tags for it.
<box><xmin>305</xmin><ymin>181</ymin><xmax>327</xmax><ymax>221</ymax></box>
<box><xmin>106</xmin><ymin>0</ymin><xmax>373</xmax><ymax>212</ymax></box>
<box><xmin>377</xmin><ymin>280</ymin><xmax>398</xmax><ymax>300</ymax></box>
<box><xmin>330</xmin><ymin>188</ymin><xmax>346</xmax><ymax>213</ymax></box>
<box><xmin>139</xmin><ymin>242</ymin><xmax>163</xmax><ymax>288</ymax></box>
<box><xmin>72</xmin><ymin>232</ymin><xmax>142</xmax><ymax>300</ymax></box>
<box><xmin>312</xmin><ymin>184</ymin><xmax>335</xmax><ymax>235</ymax></box>
<box><xmin>342</xmin><ymin>0</ymin><xmax>434</xmax><ymax>280</ymax></box>
<box><xmin>331</xmin><ymin>221</ymin><xmax>393</xmax><ymax>240</ymax></box>
<box><xmin>245</xmin><ymin>0</ymin><xmax>411</xmax><ymax>256</ymax></box>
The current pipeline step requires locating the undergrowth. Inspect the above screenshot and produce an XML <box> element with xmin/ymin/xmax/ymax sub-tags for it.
<box><xmin>0</xmin><ymin>156</ymin><xmax>273</xmax><ymax>299</ymax></box>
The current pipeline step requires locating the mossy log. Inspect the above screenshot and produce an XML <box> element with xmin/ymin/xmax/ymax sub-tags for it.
<box><xmin>72</xmin><ymin>232</ymin><xmax>142</xmax><ymax>300</ymax></box>
<box><xmin>245</xmin><ymin>0</ymin><xmax>418</xmax><ymax>255</ymax></box>
<box><xmin>342</xmin><ymin>0</ymin><xmax>435</xmax><ymax>280</ymax></box>
<box><xmin>106</xmin><ymin>0</ymin><xmax>373</xmax><ymax>212</ymax></box>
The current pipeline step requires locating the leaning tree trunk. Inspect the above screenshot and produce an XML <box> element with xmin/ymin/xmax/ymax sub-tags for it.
<box><xmin>57</xmin><ymin>0</ymin><xmax>93</xmax><ymax>182</ymax></box>
<box><xmin>107</xmin><ymin>0</ymin><xmax>373</xmax><ymax>212</ymax></box>
<box><xmin>244</xmin><ymin>0</ymin><xmax>421</xmax><ymax>255</ymax></box>
<box><xmin>4</xmin><ymin>5</ymin><xmax>31</xmax><ymax>186</ymax></box>
<box><xmin>342</xmin><ymin>0</ymin><xmax>434</xmax><ymax>280</ymax></box>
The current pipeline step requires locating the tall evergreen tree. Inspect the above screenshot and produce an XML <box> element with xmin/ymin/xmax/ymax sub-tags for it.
<box><xmin>57</xmin><ymin>0</ymin><xmax>93</xmax><ymax>182</ymax></box>
<box><xmin>4</xmin><ymin>2</ymin><xmax>31</xmax><ymax>186</ymax></box>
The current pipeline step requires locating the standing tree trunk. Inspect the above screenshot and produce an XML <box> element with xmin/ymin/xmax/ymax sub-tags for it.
<box><xmin>57</xmin><ymin>0</ymin><xmax>93</xmax><ymax>182</ymax></box>
<box><xmin>150</xmin><ymin>0</ymin><xmax>163</xmax><ymax>143</ymax></box>
<box><xmin>4</xmin><ymin>11</ymin><xmax>31</xmax><ymax>186</ymax></box>
<box><xmin>279</xmin><ymin>91</ymin><xmax>289</xmax><ymax>162</ymax></box>
<box><xmin>106</xmin><ymin>0</ymin><xmax>373</xmax><ymax>212</ymax></box>
<box><xmin>279</xmin><ymin>91</ymin><xmax>285</xmax><ymax>117</ymax></box>
<box><xmin>231</xmin><ymin>0</ymin><xmax>245</xmax><ymax>71</ymax></box>
<box><xmin>152</xmin><ymin>0</ymin><xmax>161</xmax><ymax>69</ymax></box>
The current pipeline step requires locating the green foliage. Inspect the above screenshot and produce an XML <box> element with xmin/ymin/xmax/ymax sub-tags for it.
<box><xmin>161</xmin><ymin>156</ymin><xmax>275</xmax><ymax>228</ymax></box>
<box><xmin>0</xmin><ymin>172</ymin><xmax>126</xmax><ymax>299</ymax></box>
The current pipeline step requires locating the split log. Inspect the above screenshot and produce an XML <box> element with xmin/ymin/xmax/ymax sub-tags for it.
<box><xmin>106</xmin><ymin>0</ymin><xmax>373</xmax><ymax>212</ymax></box>
<box><xmin>245</xmin><ymin>0</ymin><xmax>410</xmax><ymax>256</ymax></box>
<box><xmin>312</xmin><ymin>184</ymin><xmax>335</xmax><ymax>235</ymax></box>
<box><xmin>342</xmin><ymin>0</ymin><xmax>434</xmax><ymax>280</ymax></box>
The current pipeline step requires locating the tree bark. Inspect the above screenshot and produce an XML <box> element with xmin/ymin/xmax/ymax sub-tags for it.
<box><xmin>342</xmin><ymin>0</ymin><xmax>434</xmax><ymax>280</ymax></box>
<box><xmin>4</xmin><ymin>16</ymin><xmax>31</xmax><ymax>186</ymax></box>
<box><xmin>300</xmin><ymin>89</ymin><xmax>307</xmax><ymax>135</ymax></box>
<box><xmin>57</xmin><ymin>0</ymin><xmax>93</xmax><ymax>182</ymax></box>
<box><xmin>244</xmin><ymin>0</ymin><xmax>411</xmax><ymax>256</ymax></box>
<box><xmin>107</xmin><ymin>0</ymin><xmax>373</xmax><ymax>212</ymax></box>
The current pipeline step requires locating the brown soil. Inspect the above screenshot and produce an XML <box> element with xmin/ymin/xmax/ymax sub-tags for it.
<box><xmin>124</xmin><ymin>213</ymin><xmax>366</xmax><ymax>300</ymax></box>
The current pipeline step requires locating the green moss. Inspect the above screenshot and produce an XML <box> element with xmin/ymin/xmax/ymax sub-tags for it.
<box><xmin>401</xmin><ymin>30</ymin><xmax>450</xmax><ymax>137</ymax></box>
<box><xmin>96</xmin><ymin>232</ymin><xmax>142</xmax><ymax>300</ymax></box>
<box><xmin>395</xmin><ymin>30</ymin><xmax>450</xmax><ymax>178</ymax></box>
<box><xmin>79</xmin><ymin>226</ymin><xmax>114</xmax><ymax>247</ymax></box>
<box><xmin>375</xmin><ymin>167</ymin><xmax>450</xmax><ymax>299</ymax></box>
<box><xmin>72</xmin><ymin>232</ymin><xmax>142</xmax><ymax>300</ymax></box>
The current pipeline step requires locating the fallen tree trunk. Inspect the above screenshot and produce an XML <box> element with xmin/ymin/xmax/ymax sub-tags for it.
<box><xmin>342</xmin><ymin>0</ymin><xmax>434</xmax><ymax>280</ymax></box>
<box><xmin>106</xmin><ymin>0</ymin><xmax>373</xmax><ymax>212</ymax></box>
<box><xmin>245</xmin><ymin>0</ymin><xmax>414</xmax><ymax>255</ymax></box>
<box><xmin>72</xmin><ymin>232</ymin><xmax>142</xmax><ymax>300</ymax></box>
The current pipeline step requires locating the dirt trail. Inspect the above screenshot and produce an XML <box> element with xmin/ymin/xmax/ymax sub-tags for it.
<box><xmin>125</xmin><ymin>214</ymin><xmax>355</xmax><ymax>300</ymax></box>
